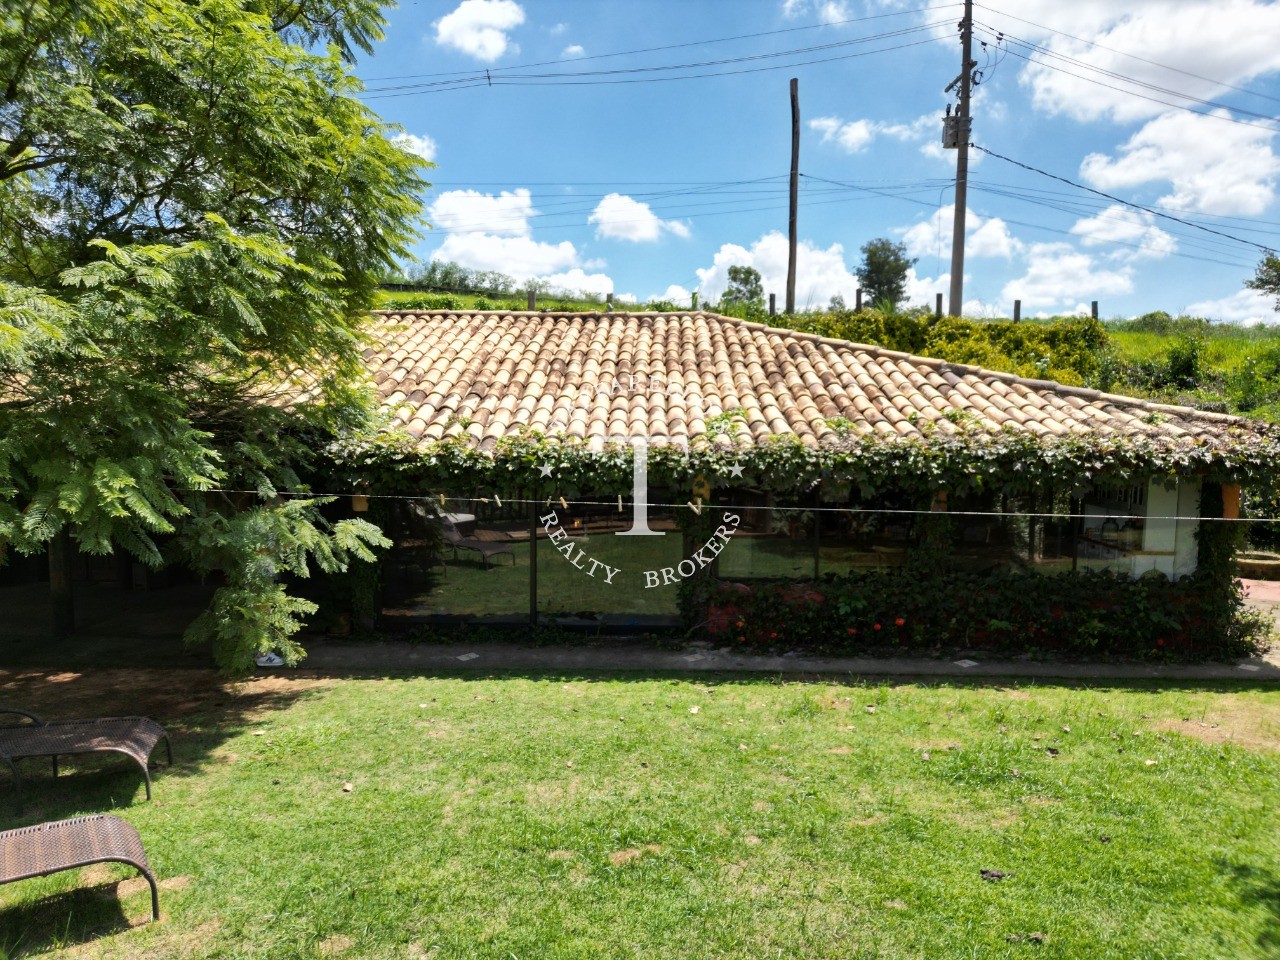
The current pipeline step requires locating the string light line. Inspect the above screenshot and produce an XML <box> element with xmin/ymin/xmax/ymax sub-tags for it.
<box><xmin>183</xmin><ymin>489</ymin><xmax>1269</xmax><ymax>524</ymax></box>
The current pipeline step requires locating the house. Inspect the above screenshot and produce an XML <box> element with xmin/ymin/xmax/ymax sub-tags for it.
<box><xmin>343</xmin><ymin>309</ymin><xmax>1275</xmax><ymax>646</ymax></box>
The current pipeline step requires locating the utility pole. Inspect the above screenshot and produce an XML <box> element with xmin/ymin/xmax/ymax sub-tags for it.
<box><xmin>786</xmin><ymin>77</ymin><xmax>799</xmax><ymax>316</ymax></box>
<box><xmin>946</xmin><ymin>0</ymin><xmax>974</xmax><ymax>318</ymax></box>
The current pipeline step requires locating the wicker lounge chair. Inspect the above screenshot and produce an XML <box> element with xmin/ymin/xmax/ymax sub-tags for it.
<box><xmin>0</xmin><ymin>710</ymin><xmax>172</xmax><ymax>813</ymax></box>
<box><xmin>439</xmin><ymin>521</ymin><xmax>516</xmax><ymax>567</ymax></box>
<box><xmin>0</xmin><ymin>815</ymin><xmax>159</xmax><ymax>921</ymax></box>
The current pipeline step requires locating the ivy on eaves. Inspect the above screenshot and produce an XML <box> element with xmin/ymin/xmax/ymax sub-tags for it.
<box><xmin>323</xmin><ymin>422</ymin><xmax>1280</xmax><ymax>500</ymax></box>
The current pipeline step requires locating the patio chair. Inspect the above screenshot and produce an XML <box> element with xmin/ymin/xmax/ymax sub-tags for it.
<box><xmin>0</xmin><ymin>710</ymin><xmax>172</xmax><ymax>814</ymax></box>
<box><xmin>0</xmin><ymin>815</ymin><xmax>159</xmax><ymax>921</ymax></box>
<box><xmin>439</xmin><ymin>521</ymin><xmax>516</xmax><ymax>568</ymax></box>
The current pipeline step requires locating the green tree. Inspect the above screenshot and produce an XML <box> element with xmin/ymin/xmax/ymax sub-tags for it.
<box><xmin>0</xmin><ymin>0</ymin><xmax>426</xmax><ymax>668</ymax></box>
<box><xmin>1246</xmin><ymin>253</ymin><xmax>1280</xmax><ymax>311</ymax></box>
<box><xmin>856</xmin><ymin>239</ymin><xmax>917</xmax><ymax>310</ymax></box>
<box><xmin>720</xmin><ymin>265</ymin><xmax>764</xmax><ymax>310</ymax></box>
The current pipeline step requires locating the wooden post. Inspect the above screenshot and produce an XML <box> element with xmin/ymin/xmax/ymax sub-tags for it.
<box><xmin>1013</xmin><ymin>299</ymin><xmax>1021</xmax><ymax>323</ymax></box>
<box><xmin>605</xmin><ymin>292</ymin><xmax>613</xmax><ymax>312</ymax></box>
<box><xmin>786</xmin><ymin>77</ymin><xmax>799</xmax><ymax>315</ymax></box>
<box><xmin>935</xmin><ymin>293</ymin><xmax>943</xmax><ymax>320</ymax></box>
<box><xmin>48</xmin><ymin>528</ymin><xmax>74</xmax><ymax>638</ymax></box>
<box><xmin>529</xmin><ymin>501</ymin><xmax>538</xmax><ymax>627</ymax></box>
<box><xmin>769</xmin><ymin>293</ymin><xmax>776</xmax><ymax>317</ymax></box>
<box><xmin>812</xmin><ymin>486</ymin><xmax>822</xmax><ymax>580</ymax></box>
<box><xmin>691</xmin><ymin>292</ymin><xmax>699</xmax><ymax>310</ymax></box>
<box><xmin>1091</xmin><ymin>300</ymin><xmax>1098</xmax><ymax>320</ymax></box>
<box><xmin>527</xmin><ymin>289</ymin><xmax>536</xmax><ymax>311</ymax></box>
<box><xmin>1223</xmin><ymin>483</ymin><xmax>1241</xmax><ymax>520</ymax></box>
<box><xmin>855</xmin><ymin>287</ymin><xmax>863</xmax><ymax>312</ymax></box>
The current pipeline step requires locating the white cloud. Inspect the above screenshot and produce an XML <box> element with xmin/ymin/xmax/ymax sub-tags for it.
<box><xmin>652</xmin><ymin>284</ymin><xmax>693</xmax><ymax>305</ymax></box>
<box><xmin>904</xmin><ymin>268</ymin><xmax>950</xmax><ymax>310</ymax></box>
<box><xmin>1068</xmin><ymin>204</ymin><xmax>1177</xmax><ymax>260</ymax></box>
<box><xmin>1184</xmin><ymin>288</ymin><xmax>1278</xmax><ymax>325</ymax></box>
<box><xmin>695</xmin><ymin>232</ymin><xmax>863</xmax><ymax>310</ymax></box>
<box><xmin>589</xmin><ymin>194</ymin><xmax>691</xmax><ymax>243</ymax></box>
<box><xmin>1080</xmin><ymin>110</ymin><xmax>1280</xmax><ymax>216</ymax></box>
<box><xmin>810</xmin><ymin>114</ymin><xmax>933</xmax><ymax>154</ymax></box>
<box><xmin>541</xmin><ymin>268</ymin><xmax>613</xmax><ymax>296</ymax></box>
<box><xmin>999</xmin><ymin>242</ymin><xmax>1133</xmax><ymax>310</ymax></box>
<box><xmin>983</xmin><ymin>1</ymin><xmax>1280</xmax><ymax>124</ymax></box>
<box><xmin>900</xmin><ymin>205</ymin><xmax>1023</xmax><ymax>260</ymax></box>
<box><xmin>810</xmin><ymin>117</ymin><xmax>877</xmax><ymax>153</ymax></box>
<box><xmin>560</xmin><ymin>44</ymin><xmax>584</xmax><ymax>58</ymax></box>
<box><xmin>393</xmin><ymin>133</ymin><xmax>437</xmax><ymax>163</ymax></box>
<box><xmin>434</xmin><ymin>0</ymin><xmax>525</xmax><ymax>62</ymax></box>
<box><xmin>428</xmin><ymin>189</ymin><xmax>534</xmax><ymax>237</ymax></box>
<box><xmin>782</xmin><ymin>0</ymin><xmax>851</xmax><ymax>23</ymax></box>
<box><xmin>434</xmin><ymin>234</ymin><xmax>578</xmax><ymax>279</ymax></box>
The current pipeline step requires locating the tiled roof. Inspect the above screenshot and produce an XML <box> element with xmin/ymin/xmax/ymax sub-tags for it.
<box><xmin>361</xmin><ymin>310</ymin><xmax>1244</xmax><ymax>453</ymax></box>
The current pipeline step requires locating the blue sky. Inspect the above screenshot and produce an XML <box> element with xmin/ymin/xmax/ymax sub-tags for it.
<box><xmin>353</xmin><ymin>0</ymin><xmax>1280</xmax><ymax>321</ymax></box>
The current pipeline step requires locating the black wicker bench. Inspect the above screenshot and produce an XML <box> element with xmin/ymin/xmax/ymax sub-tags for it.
<box><xmin>0</xmin><ymin>710</ymin><xmax>172</xmax><ymax>813</ymax></box>
<box><xmin>0</xmin><ymin>815</ymin><xmax>158</xmax><ymax>921</ymax></box>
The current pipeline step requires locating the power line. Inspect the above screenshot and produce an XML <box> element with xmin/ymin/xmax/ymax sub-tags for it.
<box><xmin>361</xmin><ymin>29</ymin><xmax>953</xmax><ymax>99</ymax></box>
<box><xmin>971</xmin><ymin>145</ymin><xmax>1273</xmax><ymax>253</ymax></box>
<box><xmin>364</xmin><ymin>21</ymin><xmax>943</xmax><ymax>93</ymax></box>
<box><xmin>361</xmin><ymin>3</ymin><xmax>963</xmax><ymax>83</ymax></box>
<box><xmin>974</xmin><ymin>24</ymin><xmax>1280</xmax><ymax>131</ymax></box>
<box><xmin>975</xmin><ymin>2</ymin><xmax>1280</xmax><ymax>107</ymax></box>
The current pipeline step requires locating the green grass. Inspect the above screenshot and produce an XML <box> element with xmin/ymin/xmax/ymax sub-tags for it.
<box><xmin>1109</xmin><ymin>329</ymin><xmax>1277</xmax><ymax>373</ymax></box>
<box><xmin>2</xmin><ymin>670</ymin><xmax>1279</xmax><ymax>959</ymax></box>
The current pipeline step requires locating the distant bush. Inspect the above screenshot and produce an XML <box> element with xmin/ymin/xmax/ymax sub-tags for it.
<box><xmin>790</xmin><ymin>309</ymin><xmax>1109</xmax><ymax>385</ymax></box>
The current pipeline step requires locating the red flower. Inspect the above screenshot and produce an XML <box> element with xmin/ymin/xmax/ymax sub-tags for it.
<box><xmin>894</xmin><ymin>617</ymin><xmax>905</xmax><ymax>627</ymax></box>
<box><xmin>847</xmin><ymin>627</ymin><xmax>856</xmax><ymax>635</ymax></box>
<box><xmin>770</xmin><ymin>632</ymin><xmax>778</xmax><ymax>639</ymax></box>
<box><xmin>1157</xmin><ymin>638</ymin><xmax>1165</xmax><ymax>646</ymax></box>
<box><xmin>873</xmin><ymin>623</ymin><xmax>882</xmax><ymax>631</ymax></box>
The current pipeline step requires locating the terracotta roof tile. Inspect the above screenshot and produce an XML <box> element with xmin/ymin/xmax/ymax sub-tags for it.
<box><xmin>353</xmin><ymin>310</ymin><xmax>1250</xmax><ymax>450</ymax></box>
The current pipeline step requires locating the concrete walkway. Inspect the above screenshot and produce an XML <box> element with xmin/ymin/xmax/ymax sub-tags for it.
<box><xmin>301</xmin><ymin>637</ymin><xmax>1280</xmax><ymax>681</ymax></box>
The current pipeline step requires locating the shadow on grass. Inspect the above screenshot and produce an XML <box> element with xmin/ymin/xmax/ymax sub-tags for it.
<box><xmin>1221</xmin><ymin>861</ymin><xmax>1280</xmax><ymax>956</ymax></box>
<box><xmin>0</xmin><ymin>667</ymin><xmax>329</xmax><ymax>824</ymax></box>
<box><xmin>0</xmin><ymin>880</ymin><xmax>151</xmax><ymax>958</ymax></box>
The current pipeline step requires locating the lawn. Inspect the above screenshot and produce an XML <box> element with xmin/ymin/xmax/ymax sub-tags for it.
<box><xmin>1</xmin><ymin>668</ymin><xmax>1278</xmax><ymax>959</ymax></box>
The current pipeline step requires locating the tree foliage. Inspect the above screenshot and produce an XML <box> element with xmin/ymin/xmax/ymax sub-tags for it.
<box><xmin>720</xmin><ymin>265</ymin><xmax>764</xmax><ymax>310</ymax></box>
<box><xmin>1246</xmin><ymin>253</ymin><xmax>1280</xmax><ymax>311</ymax></box>
<box><xmin>0</xmin><ymin>0</ymin><xmax>425</xmax><ymax>668</ymax></box>
<box><xmin>856</xmin><ymin>238</ymin><xmax>916</xmax><ymax>310</ymax></box>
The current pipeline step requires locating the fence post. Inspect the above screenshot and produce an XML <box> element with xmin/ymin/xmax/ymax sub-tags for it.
<box><xmin>529</xmin><ymin>501</ymin><xmax>538</xmax><ymax>627</ymax></box>
<box><xmin>855</xmin><ymin>287</ymin><xmax>863</xmax><ymax>312</ymax></box>
<box><xmin>606</xmin><ymin>292</ymin><xmax>613</xmax><ymax>312</ymax></box>
<box><xmin>1013</xmin><ymin>299</ymin><xmax>1021</xmax><ymax>323</ymax></box>
<box><xmin>1091</xmin><ymin>300</ymin><xmax>1098</xmax><ymax>320</ymax></box>
<box><xmin>527</xmin><ymin>289</ymin><xmax>536</xmax><ymax>311</ymax></box>
<box><xmin>935</xmin><ymin>293</ymin><xmax>943</xmax><ymax>320</ymax></box>
<box><xmin>769</xmin><ymin>293</ymin><xmax>776</xmax><ymax>317</ymax></box>
<box><xmin>691</xmin><ymin>292</ymin><xmax>699</xmax><ymax>311</ymax></box>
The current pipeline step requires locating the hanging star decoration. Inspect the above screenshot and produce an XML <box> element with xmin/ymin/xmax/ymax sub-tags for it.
<box><xmin>538</xmin><ymin>462</ymin><xmax>554</xmax><ymax>478</ymax></box>
<box><xmin>727</xmin><ymin>460</ymin><xmax>745</xmax><ymax>479</ymax></box>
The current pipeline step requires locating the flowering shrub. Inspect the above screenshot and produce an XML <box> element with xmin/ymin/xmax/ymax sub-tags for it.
<box><xmin>700</xmin><ymin>568</ymin><xmax>1270</xmax><ymax>661</ymax></box>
